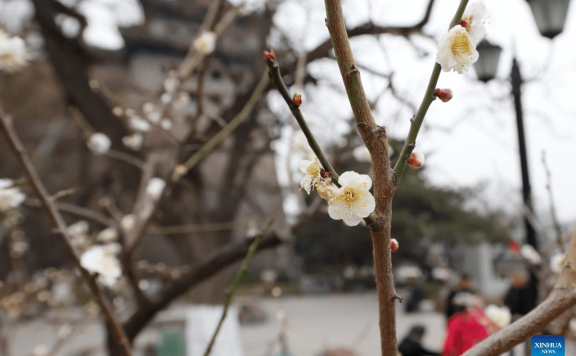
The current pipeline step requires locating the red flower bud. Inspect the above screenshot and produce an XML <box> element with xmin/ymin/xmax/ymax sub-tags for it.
<box><xmin>292</xmin><ymin>93</ymin><xmax>302</xmax><ymax>107</ymax></box>
<box><xmin>263</xmin><ymin>49</ymin><xmax>276</xmax><ymax>62</ymax></box>
<box><xmin>390</xmin><ymin>238</ymin><xmax>399</xmax><ymax>252</ymax></box>
<box><xmin>434</xmin><ymin>88</ymin><xmax>453</xmax><ymax>102</ymax></box>
<box><xmin>407</xmin><ymin>150</ymin><xmax>425</xmax><ymax>169</ymax></box>
<box><xmin>459</xmin><ymin>19</ymin><xmax>469</xmax><ymax>29</ymax></box>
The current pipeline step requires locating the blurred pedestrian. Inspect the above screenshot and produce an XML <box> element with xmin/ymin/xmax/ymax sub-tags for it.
<box><xmin>441</xmin><ymin>292</ymin><xmax>492</xmax><ymax>356</ymax></box>
<box><xmin>445</xmin><ymin>274</ymin><xmax>471</xmax><ymax>320</ymax></box>
<box><xmin>398</xmin><ymin>324</ymin><xmax>440</xmax><ymax>356</ymax></box>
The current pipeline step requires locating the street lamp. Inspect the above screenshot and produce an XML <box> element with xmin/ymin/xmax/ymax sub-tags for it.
<box><xmin>526</xmin><ymin>0</ymin><xmax>572</xmax><ymax>39</ymax></box>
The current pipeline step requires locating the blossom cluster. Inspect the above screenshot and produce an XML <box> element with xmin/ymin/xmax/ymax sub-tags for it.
<box><xmin>436</xmin><ymin>3</ymin><xmax>486</xmax><ymax>73</ymax></box>
<box><xmin>299</xmin><ymin>158</ymin><xmax>375</xmax><ymax>226</ymax></box>
<box><xmin>0</xmin><ymin>30</ymin><xmax>27</xmax><ymax>73</ymax></box>
<box><xmin>0</xmin><ymin>178</ymin><xmax>25</xmax><ymax>212</ymax></box>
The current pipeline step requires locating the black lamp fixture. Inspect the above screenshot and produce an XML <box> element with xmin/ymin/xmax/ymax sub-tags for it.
<box><xmin>473</xmin><ymin>40</ymin><xmax>502</xmax><ymax>82</ymax></box>
<box><xmin>526</xmin><ymin>0</ymin><xmax>572</xmax><ymax>39</ymax></box>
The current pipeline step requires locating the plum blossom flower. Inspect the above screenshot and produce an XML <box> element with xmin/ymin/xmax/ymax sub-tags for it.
<box><xmin>97</xmin><ymin>227</ymin><xmax>118</xmax><ymax>243</ymax></box>
<box><xmin>407</xmin><ymin>150</ymin><xmax>425</xmax><ymax>169</ymax></box>
<box><xmin>193</xmin><ymin>31</ymin><xmax>216</xmax><ymax>54</ymax></box>
<box><xmin>87</xmin><ymin>133</ymin><xmax>111</xmax><ymax>155</ymax></box>
<box><xmin>299</xmin><ymin>158</ymin><xmax>323</xmax><ymax>194</ymax></box>
<box><xmin>80</xmin><ymin>243</ymin><xmax>122</xmax><ymax>287</ymax></box>
<box><xmin>550</xmin><ymin>253</ymin><xmax>565</xmax><ymax>273</ymax></box>
<box><xmin>122</xmin><ymin>133</ymin><xmax>143</xmax><ymax>151</ymax></box>
<box><xmin>0</xmin><ymin>178</ymin><xmax>25</xmax><ymax>211</ymax></box>
<box><xmin>353</xmin><ymin>146</ymin><xmax>371</xmax><ymax>163</ymax></box>
<box><xmin>120</xmin><ymin>214</ymin><xmax>136</xmax><ymax>232</ymax></box>
<box><xmin>128</xmin><ymin>115</ymin><xmax>151</xmax><ymax>132</ymax></box>
<box><xmin>436</xmin><ymin>25</ymin><xmax>479</xmax><ymax>74</ymax></box>
<box><xmin>146</xmin><ymin>178</ymin><xmax>166</xmax><ymax>200</ymax></box>
<box><xmin>521</xmin><ymin>244</ymin><xmax>542</xmax><ymax>265</ymax></box>
<box><xmin>327</xmin><ymin>171</ymin><xmax>375</xmax><ymax>226</ymax></box>
<box><xmin>484</xmin><ymin>304</ymin><xmax>511</xmax><ymax>328</ymax></box>
<box><xmin>461</xmin><ymin>3</ymin><xmax>487</xmax><ymax>43</ymax></box>
<box><xmin>0</xmin><ymin>30</ymin><xmax>27</xmax><ymax>73</ymax></box>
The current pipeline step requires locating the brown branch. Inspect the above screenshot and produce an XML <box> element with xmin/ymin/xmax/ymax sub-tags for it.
<box><xmin>121</xmin><ymin>231</ymin><xmax>284</xmax><ymax>339</ymax></box>
<box><xmin>463</xmin><ymin>230</ymin><xmax>576</xmax><ymax>356</ymax></box>
<box><xmin>23</xmin><ymin>199</ymin><xmax>116</xmax><ymax>228</ymax></box>
<box><xmin>0</xmin><ymin>108</ymin><xmax>133</xmax><ymax>356</ymax></box>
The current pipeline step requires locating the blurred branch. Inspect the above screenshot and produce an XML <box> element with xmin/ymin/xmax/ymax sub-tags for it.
<box><xmin>23</xmin><ymin>199</ymin><xmax>116</xmax><ymax>228</ymax></box>
<box><xmin>0</xmin><ymin>108</ymin><xmax>133</xmax><ymax>356</ymax></box>
<box><xmin>203</xmin><ymin>218</ymin><xmax>274</xmax><ymax>356</ymax></box>
<box><xmin>463</xmin><ymin>230</ymin><xmax>576</xmax><ymax>356</ymax></box>
<box><xmin>542</xmin><ymin>151</ymin><xmax>564</xmax><ymax>252</ymax></box>
<box><xmin>148</xmin><ymin>221</ymin><xmax>235</xmax><ymax>235</ymax></box>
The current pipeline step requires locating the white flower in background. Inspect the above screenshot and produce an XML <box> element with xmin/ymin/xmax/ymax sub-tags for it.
<box><xmin>461</xmin><ymin>3</ymin><xmax>487</xmax><ymax>43</ymax></box>
<box><xmin>521</xmin><ymin>244</ymin><xmax>542</xmax><ymax>265</ymax></box>
<box><xmin>122</xmin><ymin>133</ymin><xmax>143</xmax><ymax>151</ymax></box>
<box><xmin>569</xmin><ymin>318</ymin><xmax>576</xmax><ymax>333</ymax></box>
<box><xmin>484</xmin><ymin>304</ymin><xmax>511</xmax><ymax>328</ymax></box>
<box><xmin>160</xmin><ymin>118</ymin><xmax>173</xmax><ymax>130</ymax></box>
<box><xmin>120</xmin><ymin>214</ymin><xmax>136</xmax><ymax>232</ymax></box>
<box><xmin>193</xmin><ymin>31</ymin><xmax>217</xmax><ymax>54</ymax></box>
<box><xmin>142</xmin><ymin>102</ymin><xmax>156</xmax><ymax>115</ymax></box>
<box><xmin>0</xmin><ymin>178</ymin><xmax>25</xmax><ymax>211</ymax></box>
<box><xmin>550</xmin><ymin>253</ymin><xmax>565</xmax><ymax>273</ymax></box>
<box><xmin>353</xmin><ymin>146</ymin><xmax>371</xmax><ymax>163</ymax></box>
<box><xmin>407</xmin><ymin>150</ymin><xmax>425</xmax><ymax>169</ymax></box>
<box><xmin>0</xmin><ymin>30</ymin><xmax>27</xmax><ymax>73</ymax></box>
<box><xmin>87</xmin><ymin>133</ymin><xmax>111</xmax><ymax>155</ymax></box>
<box><xmin>97</xmin><ymin>227</ymin><xmax>118</xmax><ymax>243</ymax></box>
<box><xmin>328</xmin><ymin>171</ymin><xmax>376</xmax><ymax>226</ymax></box>
<box><xmin>80</xmin><ymin>243</ymin><xmax>122</xmax><ymax>287</ymax></box>
<box><xmin>436</xmin><ymin>25</ymin><xmax>479</xmax><ymax>74</ymax></box>
<box><xmin>299</xmin><ymin>158</ymin><xmax>323</xmax><ymax>194</ymax></box>
<box><xmin>161</xmin><ymin>92</ymin><xmax>172</xmax><ymax>104</ymax></box>
<box><xmin>146</xmin><ymin>178</ymin><xmax>166</xmax><ymax>200</ymax></box>
<box><xmin>246</xmin><ymin>220</ymin><xmax>259</xmax><ymax>238</ymax></box>
<box><xmin>163</xmin><ymin>76</ymin><xmax>179</xmax><ymax>93</ymax></box>
<box><xmin>67</xmin><ymin>220</ymin><xmax>89</xmax><ymax>237</ymax></box>
<box><xmin>173</xmin><ymin>92</ymin><xmax>191</xmax><ymax>107</ymax></box>
<box><xmin>128</xmin><ymin>115</ymin><xmax>151</xmax><ymax>132</ymax></box>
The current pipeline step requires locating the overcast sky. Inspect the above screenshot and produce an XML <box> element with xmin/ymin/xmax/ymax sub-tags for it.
<box><xmin>3</xmin><ymin>0</ymin><xmax>575</xmax><ymax>234</ymax></box>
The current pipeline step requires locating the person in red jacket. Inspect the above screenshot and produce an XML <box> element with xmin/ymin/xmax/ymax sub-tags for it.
<box><xmin>441</xmin><ymin>292</ymin><xmax>494</xmax><ymax>356</ymax></box>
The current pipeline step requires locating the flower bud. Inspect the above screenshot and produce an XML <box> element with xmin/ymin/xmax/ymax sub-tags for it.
<box><xmin>434</xmin><ymin>88</ymin><xmax>453</xmax><ymax>102</ymax></box>
<box><xmin>390</xmin><ymin>238</ymin><xmax>399</xmax><ymax>252</ymax></box>
<box><xmin>262</xmin><ymin>49</ymin><xmax>276</xmax><ymax>62</ymax></box>
<box><xmin>292</xmin><ymin>93</ymin><xmax>302</xmax><ymax>107</ymax></box>
<box><xmin>407</xmin><ymin>150</ymin><xmax>425</xmax><ymax>169</ymax></box>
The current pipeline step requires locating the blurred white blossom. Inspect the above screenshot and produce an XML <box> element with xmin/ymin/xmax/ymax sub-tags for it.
<box><xmin>122</xmin><ymin>133</ymin><xmax>143</xmax><ymax>151</ymax></box>
<box><xmin>97</xmin><ymin>227</ymin><xmax>118</xmax><ymax>243</ymax></box>
<box><xmin>128</xmin><ymin>115</ymin><xmax>151</xmax><ymax>132</ymax></box>
<box><xmin>80</xmin><ymin>243</ymin><xmax>122</xmax><ymax>287</ymax></box>
<box><xmin>120</xmin><ymin>214</ymin><xmax>136</xmax><ymax>232</ymax></box>
<box><xmin>521</xmin><ymin>245</ymin><xmax>542</xmax><ymax>265</ymax></box>
<box><xmin>328</xmin><ymin>171</ymin><xmax>375</xmax><ymax>226</ymax></box>
<box><xmin>461</xmin><ymin>3</ymin><xmax>487</xmax><ymax>43</ymax></box>
<box><xmin>484</xmin><ymin>304</ymin><xmax>511</xmax><ymax>328</ymax></box>
<box><xmin>550</xmin><ymin>253</ymin><xmax>565</xmax><ymax>273</ymax></box>
<box><xmin>146</xmin><ymin>178</ymin><xmax>166</xmax><ymax>200</ymax></box>
<box><xmin>193</xmin><ymin>31</ymin><xmax>217</xmax><ymax>54</ymax></box>
<box><xmin>87</xmin><ymin>133</ymin><xmax>111</xmax><ymax>155</ymax></box>
<box><xmin>299</xmin><ymin>158</ymin><xmax>323</xmax><ymax>194</ymax></box>
<box><xmin>0</xmin><ymin>178</ymin><xmax>25</xmax><ymax>211</ymax></box>
<box><xmin>0</xmin><ymin>30</ymin><xmax>27</xmax><ymax>73</ymax></box>
<box><xmin>164</xmin><ymin>76</ymin><xmax>179</xmax><ymax>93</ymax></box>
<box><xmin>160</xmin><ymin>118</ymin><xmax>173</xmax><ymax>131</ymax></box>
<box><xmin>436</xmin><ymin>25</ymin><xmax>479</xmax><ymax>74</ymax></box>
<box><xmin>353</xmin><ymin>146</ymin><xmax>371</xmax><ymax>163</ymax></box>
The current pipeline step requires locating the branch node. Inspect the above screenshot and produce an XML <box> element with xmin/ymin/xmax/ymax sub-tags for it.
<box><xmin>366</xmin><ymin>215</ymin><xmax>385</xmax><ymax>232</ymax></box>
<box><xmin>393</xmin><ymin>294</ymin><xmax>404</xmax><ymax>303</ymax></box>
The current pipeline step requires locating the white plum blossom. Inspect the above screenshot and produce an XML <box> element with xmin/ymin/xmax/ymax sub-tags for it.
<box><xmin>67</xmin><ymin>220</ymin><xmax>89</xmax><ymax>237</ymax></box>
<box><xmin>550</xmin><ymin>253</ymin><xmax>565</xmax><ymax>273</ymax></box>
<box><xmin>353</xmin><ymin>146</ymin><xmax>371</xmax><ymax>163</ymax></box>
<box><xmin>436</xmin><ymin>25</ymin><xmax>479</xmax><ymax>74</ymax></box>
<box><xmin>484</xmin><ymin>304</ymin><xmax>511</xmax><ymax>328</ymax></box>
<box><xmin>161</xmin><ymin>92</ymin><xmax>172</xmax><ymax>104</ymax></box>
<box><xmin>327</xmin><ymin>171</ymin><xmax>376</xmax><ymax>226</ymax></box>
<box><xmin>0</xmin><ymin>178</ymin><xmax>25</xmax><ymax>211</ymax></box>
<box><xmin>97</xmin><ymin>227</ymin><xmax>118</xmax><ymax>243</ymax></box>
<box><xmin>164</xmin><ymin>76</ymin><xmax>179</xmax><ymax>93</ymax></box>
<box><xmin>128</xmin><ymin>115</ymin><xmax>151</xmax><ymax>132</ymax></box>
<box><xmin>0</xmin><ymin>30</ymin><xmax>27</xmax><ymax>73</ymax></box>
<box><xmin>461</xmin><ymin>3</ymin><xmax>487</xmax><ymax>43</ymax></box>
<box><xmin>87</xmin><ymin>133</ymin><xmax>111</xmax><ymax>155</ymax></box>
<box><xmin>122</xmin><ymin>133</ymin><xmax>143</xmax><ymax>151</ymax></box>
<box><xmin>299</xmin><ymin>158</ymin><xmax>323</xmax><ymax>194</ymax></box>
<box><xmin>80</xmin><ymin>243</ymin><xmax>122</xmax><ymax>287</ymax></box>
<box><xmin>146</xmin><ymin>178</ymin><xmax>166</xmax><ymax>200</ymax></box>
<box><xmin>160</xmin><ymin>118</ymin><xmax>173</xmax><ymax>130</ymax></box>
<box><xmin>521</xmin><ymin>244</ymin><xmax>542</xmax><ymax>265</ymax></box>
<box><xmin>120</xmin><ymin>214</ymin><xmax>136</xmax><ymax>232</ymax></box>
<box><xmin>193</xmin><ymin>31</ymin><xmax>217</xmax><ymax>54</ymax></box>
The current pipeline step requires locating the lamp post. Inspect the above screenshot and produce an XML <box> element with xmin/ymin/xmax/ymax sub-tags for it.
<box><xmin>474</xmin><ymin>1</ymin><xmax>571</xmax><ymax>354</ymax></box>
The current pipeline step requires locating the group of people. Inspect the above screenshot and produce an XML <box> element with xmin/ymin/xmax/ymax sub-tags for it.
<box><xmin>398</xmin><ymin>273</ymin><xmax>536</xmax><ymax>356</ymax></box>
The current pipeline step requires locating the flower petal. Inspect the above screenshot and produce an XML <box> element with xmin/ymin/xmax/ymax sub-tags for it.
<box><xmin>328</xmin><ymin>198</ymin><xmax>349</xmax><ymax>220</ymax></box>
<box><xmin>352</xmin><ymin>192</ymin><xmax>376</xmax><ymax>218</ymax></box>
<box><xmin>299</xmin><ymin>160</ymin><xmax>312</xmax><ymax>174</ymax></box>
<box><xmin>343</xmin><ymin>213</ymin><xmax>363</xmax><ymax>226</ymax></box>
<box><xmin>338</xmin><ymin>171</ymin><xmax>361</xmax><ymax>186</ymax></box>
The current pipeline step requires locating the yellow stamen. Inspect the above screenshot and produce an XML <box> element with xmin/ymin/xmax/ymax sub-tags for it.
<box><xmin>450</xmin><ymin>30</ymin><xmax>473</xmax><ymax>66</ymax></box>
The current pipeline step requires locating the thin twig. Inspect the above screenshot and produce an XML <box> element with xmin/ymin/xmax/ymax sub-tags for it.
<box><xmin>542</xmin><ymin>151</ymin><xmax>564</xmax><ymax>252</ymax></box>
<box><xmin>0</xmin><ymin>108</ymin><xmax>133</xmax><ymax>356</ymax></box>
<box><xmin>202</xmin><ymin>218</ymin><xmax>274</xmax><ymax>356</ymax></box>
<box><xmin>394</xmin><ymin>0</ymin><xmax>469</xmax><ymax>181</ymax></box>
<box><xmin>23</xmin><ymin>199</ymin><xmax>116</xmax><ymax>228</ymax></box>
<box><xmin>180</xmin><ymin>72</ymin><xmax>269</xmax><ymax>174</ymax></box>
